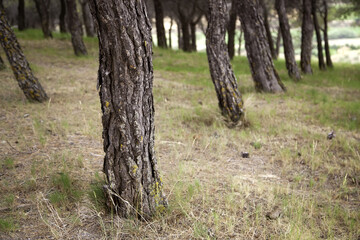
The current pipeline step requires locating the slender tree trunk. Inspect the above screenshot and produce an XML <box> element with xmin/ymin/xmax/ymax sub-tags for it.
<box><xmin>18</xmin><ymin>0</ymin><xmax>26</xmax><ymax>31</ymax></box>
<box><xmin>275</xmin><ymin>26</ymin><xmax>281</xmax><ymax>58</ymax></box>
<box><xmin>301</xmin><ymin>0</ymin><xmax>314</xmax><ymax>74</ymax></box>
<box><xmin>34</xmin><ymin>0</ymin><xmax>52</xmax><ymax>38</ymax></box>
<box><xmin>190</xmin><ymin>23</ymin><xmax>196</xmax><ymax>51</ymax></box>
<box><xmin>169</xmin><ymin>17</ymin><xmax>173</xmax><ymax>49</ymax></box>
<box><xmin>59</xmin><ymin>0</ymin><xmax>67</xmax><ymax>33</ymax></box>
<box><xmin>176</xmin><ymin>20</ymin><xmax>183</xmax><ymax>50</ymax></box>
<box><xmin>80</xmin><ymin>0</ymin><xmax>95</xmax><ymax>37</ymax></box>
<box><xmin>322</xmin><ymin>0</ymin><xmax>333</xmax><ymax>68</ymax></box>
<box><xmin>66</xmin><ymin>0</ymin><xmax>87</xmax><ymax>56</ymax></box>
<box><xmin>275</xmin><ymin>0</ymin><xmax>301</xmax><ymax>80</ymax></box>
<box><xmin>207</xmin><ymin>0</ymin><xmax>244</xmax><ymax>124</ymax></box>
<box><xmin>312</xmin><ymin>0</ymin><xmax>326</xmax><ymax>70</ymax></box>
<box><xmin>88</xmin><ymin>0</ymin><xmax>166</xmax><ymax>219</ymax></box>
<box><xmin>237</xmin><ymin>0</ymin><xmax>285</xmax><ymax>93</ymax></box>
<box><xmin>259</xmin><ymin>0</ymin><xmax>276</xmax><ymax>59</ymax></box>
<box><xmin>227</xmin><ymin>0</ymin><xmax>237</xmax><ymax>60</ymax></box>
<box><xmin>153</xmin><ymin>0</ymin><xmax>167</xmax><ymax>48</ymax></box>
<box><xmin>238</xmin><ymin>26</ymin><xmax>243</xmax><ymax>56</ymax></box>
<box><xmin>0</xmin><ymin>7</ymin><xmax>48</xmax><ymax>102</ymax></box>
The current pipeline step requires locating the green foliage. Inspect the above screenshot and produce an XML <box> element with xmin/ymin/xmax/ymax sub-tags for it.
<box><xmin>49</xmin><ymin>172</ymin><xmax>82</xmax><ymax>206</ymax></box>
<box><xmin>328</xmin><ymin>27</ymin><xmax>360</xmax><ymax>39</ymax></box>
<box><xmin>3</xmin><ymin>157</ymin><xmax>15</xmax><ymax>169</ymax></box>
<box><xmin>0</xmin><ymin>218</ymin><xmax>16</xmax><ymax>232</ymax></box>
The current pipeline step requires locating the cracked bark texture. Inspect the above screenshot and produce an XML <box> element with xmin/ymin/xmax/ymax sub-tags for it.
<box><xmin>88</xmin><ymin>0</ymin><xmax>166</xmax><ymax>219</ymax></box>
<box><xmin>80</xmin><ymin>0</ymin><xmax>95</xmax><ymax>37</ymax></box>
<box><xmin>301</xmin><ymin>0</ymin><xmax>314</xmax><ymax>74</ymax></box>
<box><xmin>312</xmin><ymin>0</ymin><xmax>326</xmax><ymax>70</ymax></box>
<box><xmin>34</xmin><ymin>0</ymin><xmax>52</xmax><ymax>38</ymax></box>
<box><xmin>206</xmin><ymin>0</ymin><xmax>244</xmax><ymax>124</ymax></box>
<box><xmin>18</xmin><ymin>0</ymin><xmax>26</xmax><ymax>31</ymax></box>
<box><xmin>66</xmin><ymin>0</ymin><xmax>87</xmax><ymax>56</ymax></box>
<box><xmin>153</xmin><ymin>0</ymin><xmax>167</xmax><ymax>48</ymax></box>
<box><xmin>275</xmin><ymin>0</ymin><xmax>301</xmax><ymax>80</ymax></box>
<box><xmin>0</xmin><ymin>7</ymin><xmax>48</xmax><ymax>102</ymax></box>
<box><xmin>237</xmin><ymin>0</ymin><xmax>285</xmax><ymax>93</ymax></box>
<box><xmin>227</xmin><ymin>0</ymin><xmax>237</xmax><ymax>60</ymax></box>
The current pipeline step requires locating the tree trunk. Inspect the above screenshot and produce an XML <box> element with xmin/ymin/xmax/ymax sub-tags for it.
<box><xmin>311</xmin><ymin>0</ymin><xmax>326</xmax><ymax>70</ymax></box>
<box><xmin>227</xmin><ymin>0</ymin><xmax>237</xmax><ymax>60</ymax></box>
<box><xmin>179</xmin><ymin>14</ymin><xmax>191</xmax><ymax>52</ymax></box>
<box><xmin>34</xmin><ymin>0</ymin><xmax>52</xmax><ymax>38</ymax></box>
<box><xmin>176</xmin><ymin>20</ymin><xmax>183</xmax><ymax>50</ymax></box>
<box><xmin>190</xmin><ymin>23</ymin><xmax>196</xmax><ymax>51</ymax></box>
<box><xmin>88</xmin><ymin>0</ymin><xmax>166</xmax><ymax>219</ymax></box>
<box><xmin>66</xmin><ymin>0</ymin><xmax>87</xmax><ymax>56</ymax></box>
<box><xmin>259</xmin><ymin>0</ymin><xmax>276</xmax><ymax>59</ymax></box>
<box><xmin>275</xmin><ymin>26</ymin><xmax>281</xmax><ymax>58</ymax></box>
<box><xmin>238</xmin><ymin>26</ymin><xmax>243</xmax><ymax>56</ymax></box>
<box><xmin>0</xmin><ymin>54</ymin><xmax>5</xmax><ymax>70</ymax></box>
<box><xmin>59</xmin><ymin>0</ymin><xmax>67</xmax><ymax>33</ymax></box>
<box><xmin>237</xmin><ymin>0</ymin><xmax>286</xmax><ymax>93</ymax></box>
<box><xmin>169</xmin><ymin>17</ymin><xmax>173</xmax><ymax>49</ymax></box>
<box><xmin>0</xmin><ymin>7</ymin><xmax>48</xmax><ymax>102</ymax></box>
<box><xmin>207</xmin><ymin>0</ymin><xmax>244</xmax><ymax>124</ymax></box>
<box><xmin>18</xmin><ymin>0</ymin><xmax>26</xmax><ymax>31</ymax></box>
<box><xmin>153</xmin><ymin>0</ymin><xmax>167</xmax><ymax>48</ymax></box>
<box><xmin>80</xmin><ymin>0</ymin><xmax>95</xmax><ymax>37</ymax></box>
<box><xmin>275</xmin><ymin>0</ymin><xmax>301</xmax><ymax>80</ymax></box>
<box><xmin>322</xmin><ymin>0</ymin><xmax>333</xmax><ymax>68</ymax></box>
<box><xmin>300</xmin><ymin>0</ymin><xmax>314</xmax><ymax>74</ymax></box>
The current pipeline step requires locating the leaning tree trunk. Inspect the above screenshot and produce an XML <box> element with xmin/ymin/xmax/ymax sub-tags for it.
<box><xmin>0</xmin><ymin>8</ymin><xmax>48</xmax><ymax>102</ymax></box>
<box><xmin>34</xmin><ymin>0</ymin><xmax>52</xmax><ymax>38</ymax></box>
<box><xmin>259</xmin><ymin>0</ymin><xmax>276</xmax><ymax>59</ymax></box>
<box><xmin>275</xmin><ymin>0</ymin><xmax>301</xmax><ymax>80</ymax></box>
<box><xmin>237</xmin><ymin>0</ymin><xmax>286</xmax><ymax>93</ymax></box>
<box><xmin>66</xmin><ymin>0</ymin><xmax>87</xmax><ymax>56</ymax></box>
<box><xmin>322</xmin><ymin>0</ymin><xmax>333</xmax><ymax>68</ymax></box>
<box><xmin>207</xmin><ymin>0</ymin><xmax>244</xmax><ymax>124</ymax></box>
<box><xmin>312</xmin><ymin>0</ymin><xmax>326</xmax><ymax>70</ymax></box>
<box><xmin>18</xmin><ymin>0</ymin><xmax>26</xmax><ymax>31</ymax></box>
<box><xmin>80</xmin><ymin>0</ymin><xmax>95</xmax><ymax>37</ymax></box>
<box><xmin>301</xmin><ymin>0</ymin><xmax>314</xmax><ymax>74</ymax></box>
<box><xmin>227</xmin><ymin>0</ymin><xmax>237</xmax><ymax>60</ymax></box>
<box><xmin>153</xmin><ymin>0</ymin><xmax>167</xmax><ymax>48</ymax></box>
<box><xmin>59</xmin><ymin>0</ymin><xmax>67</xmax><ymax>33</ymax></box>
<box><xmin>88</xmin><ymin>0</ymin><xmax>166</xmax><ymax>219</ymax></box>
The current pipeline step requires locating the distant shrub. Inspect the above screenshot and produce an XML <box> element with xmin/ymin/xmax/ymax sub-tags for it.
<box><xmin>328</xmin><ymin>28</ymin><xmax>359</xmax><ymax>39</ymax></box>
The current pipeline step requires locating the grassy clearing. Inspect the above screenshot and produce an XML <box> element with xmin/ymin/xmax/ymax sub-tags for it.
<box><xmin>0</xmin><ymin>29</ymin><xmax>359</xmax><ymax>239</ymax></box>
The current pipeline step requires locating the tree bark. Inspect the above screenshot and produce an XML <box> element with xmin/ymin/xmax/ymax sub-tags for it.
<box><xmin>80</xmin><ymin>0</ymin><xmax>95</xmax><ymax>37</ymax></box>
<box><xmin>275</xmin><ymin>26</ymin><xmax>281</xmax><ymax>58</ymax></box>
<box><xmin>322</xmin><ymin>0</ymin><xmax>333</xmax><ymax>68</ymax></box>
<box><xmin>275</xmin><ymin>0</ymin><xmax>301</xmax><ymax>80</ymax></box>
<box><xmin>153</xmin><ymin>0</ymin><xmax>167</xmax><ymax>48</ymax></box>
<box><xmin>88</xmin><ymin>0</ymin><xmax>166</xmax><ymax>219</ymax></box>
<box><xmin>176</xmin><ymin>20</ymin><xmax>182</xmax><ymax>50</ymax></box>
<box><xmin>179</xmin><ymin>13</ymin><xmax>191</xmax><ymax>52</ymax></box>
<box><xmin>59</xmin><ymin>0</ymin><xmax>67</xmax><ymax>33</ymax></box>
<box><xmin>237</xmin><ymin>0</ymin><xmax>286</xmax><ymax>93</ymax></box>
<box><xmin>259</xmin><ymin>0</ymin><xmax>276</xmax><ymax>59</ymax></box>
<box><xmin>34</xmin><ymin>0</ymin><xmax>52</xmax><ymax>38</ymax></box>
<box><xmin>300</xmin><ymin>0</ymin><xmax>314</xmax><ymax>74</ymax></box>
<box><xmin>0</xmin><ymin>7</ymin><xmax>48</xmax><ymax>102</ymax></box>
<box><xmin>66</xmin><ymin>0</ymin><xmax>87</xmax><ymax>56</ymax></box>
<box><xmin>207</xmin><ymin>0</ymin><xmax>244</xmax><ymax>124</ymax></box>
<box><xmin>311</xmin><ymin>0</ymin><xmax>326</xmax><ymax>70</ymax></box>
<box><xmin>227</xmin><ymin>0</ymin><xmax>237</xmax><ymax>60</ymax></box>
<box><xmin>18</xmin><ymin>0</ymin><xmax>26</xmax><ymax>31</ymax></box>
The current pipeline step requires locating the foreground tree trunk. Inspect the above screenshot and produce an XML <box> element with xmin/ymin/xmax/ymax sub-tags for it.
<box><xmin>207</xmin><ymin>0</ymin><xmax>244</xmax><ymax>124</ymax></box>
<box><xmin>153</xmin><ymin>0</ymin><xmax>167</xmax><ymax>48</ymax></box>
<box><xmin>322</xmin><ymin>0</ymin><xmax>333</xmax><ymax>68</ymax></box>
<box><xmin>66</xmin><ymin>0</ymin><xmax>87</xmax><ymax>56</ymax></box>
<box><xmin>275</xmin><ymin>0</ymin><xmax>301</xmax><ymax>80</ymax></box>
<box><xmin>88</xmin><ymin>0</ymin><xmax>166</xmax><ymax>219</ymax></box>
<box><xmin>259</xmin><ymin>0</ymin><xmax>276</xmax><ymax>59</ymax></box>
<box><xmin>237</xmin><ymin>0</ymin><xmax>285</xmax><ymax>93</ymax></box>
<box><xmin>59</xmin><ymin>0</ymin><xmax>67</xmax><ymax>33</ymax></box>
<box><xmin>301</xmin><ymin>0</ymin><xmax>314</xmax><ymax>74</ymax></box>
<box><xmin>0</xmin><ymin>8</ymin><xmax>48</xmax><ymax>102</ymax></box>
<box><xmin>80</xmin><ymin>0</ymin><xmax>95</xmax><ymax>37</ymax></box>
<box><xmin>312</xmin><ymin>0</ymin><xmax>326</xmax><ymax>70</ymax></box>
<box><xmin>18</xmin><ymin>0</ymin><xmax>26</xmax><ymax>31</ymax></box>
<box><xmin>227</xmin><ymin>0</ymin><xmax>237</xmax><ymax>60</ymax></box>
<box><xmin>34</xmin><ymin>0</ymin><xmax>52</xmax><ymax>38</ymax></box>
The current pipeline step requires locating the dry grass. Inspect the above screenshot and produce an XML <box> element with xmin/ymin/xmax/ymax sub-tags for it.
<box><xmin>0</xmin><ymin>29</ymin><xmax>359</xmax><ymax>239</ymax></box>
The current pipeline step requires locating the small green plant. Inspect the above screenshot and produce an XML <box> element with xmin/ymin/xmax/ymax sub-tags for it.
<box><xmin>0</xmin><ymin>218</ymin><xmax>16</xmax><ymax>232</ymax></box>
<box><xmin>251</xmin><ymin>141</ymin><xmax>262</xmax><ymax>150</ymax></box>
<box><xmin>49</xmin><ymin>172</ymin><xmax>82</xmax><ymax>207</ymax></box>
<box><xmin>88</xmin><ymin>172</ymin><xmax>106</xmax><ymax>210</ymax></box>
<box><xmin>3</xmin><ymin>157</ymin><xmax>15</xmax><ymax>169</ymax></box>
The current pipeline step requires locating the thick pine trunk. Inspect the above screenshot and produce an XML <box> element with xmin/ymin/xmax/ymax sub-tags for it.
<box><xmin>0</xmin><ymin>8</ymin><xmax>48</xmax><ymax>102</ymax></box>
<box><xmin>34</xmin><ymin>0</ymin><xmax>52</xmax><ymax>38</ymax></box>
<box><xmin>259</xmin><ymin>0</ymin><xmax>276</xmax><ymax>59</ymax></box>
<box><xmin>66</xmin><ymin>0</ymin><xmax>87</xmax><ymax>56</ymax></box>
<box><xmin>300</xmin><ymin>0</ymin><xmax>314</xmax><ymax>74</ymax></box>
<box><xmin>275</xmin><ymin>0</ymin><xmax>301</xmax><ymax>80</ymax></box>
<box><xmin>18</xmin><ymin>0</ymin><xmax>26</xmax><ymax>31</ymax></box>
<box><xmin>237</xmin><ymin>0</ymin><xmax>285</xmax><ymax>93</ymax></box>
<box><xmin>227</xmin><ymin>0</ymin><xmax>237</xmax><ymax>60</ymax></box>
<box><xmin>322</xmin><ymin>0</ymin><xmax>333</xmax><ymax>68</ymax></box>
<box><xmin>88</xmin><ymin>0</ymin><xmax>166</xmax><ymax>219</ymax></box>
<box><xmin>59</xmin><ymin>0</ymin><xmax>67</xmax><ymax>33</ymax></box>
<box><xmin>80</xmin><ymin>0</ymin><xmax>95</xmax><ymax>37</ymax></box>
<box><xmin>207</xmin><ymin>0</ymin><xmax>244</xmax><ymax>124</ymax></box>
<box><xmin>312</xmin><ymin>0</ymin><xmax>326</xmax><ymax>70</ymax></box>
<box><xmin>153</xmin><ymin>0</ymin><xmax>167</xmax><ymax>48</ymax></box>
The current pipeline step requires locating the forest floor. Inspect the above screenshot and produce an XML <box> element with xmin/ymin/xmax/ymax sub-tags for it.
<box><xmin>0</xmin><ymin>30</ymin><xmax>359</xmax><ymax>240</ymax></box>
